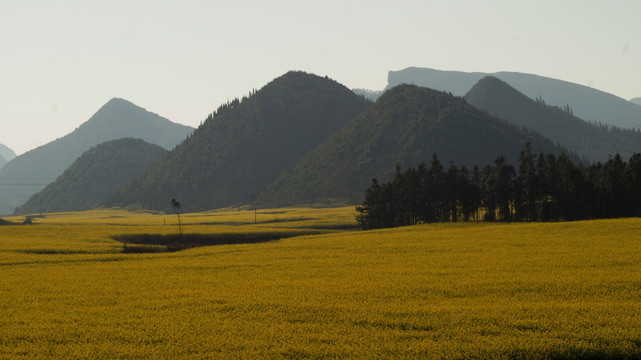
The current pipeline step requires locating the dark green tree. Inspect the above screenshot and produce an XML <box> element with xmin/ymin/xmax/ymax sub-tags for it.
<box><xmin>356</xmin><ymin>147</ymin><xmax>641</xmax><ymax>230</ymax></box>
<box><xmin>515</xmin><ymin>143</ymin><xmax>537</xmax><ymax>221</ymax></box>
<box><xmin>480</xmin><ymin>164</ymin><xmax>496</xmax><ymax>222</ymax></box>
<box><xmin>170</xmin><ymin>198</ymin><xmax>183</xmax><ymax>238</ymax></box>
<box><xmin>427</xmin><ymin>154</ymin><xmax>445</xmax><ymax>222</ymax></box>
<box><xmin>493</xmin><ymin>155</ymin><xmax>516</xmax><ymax>222</ymax></box>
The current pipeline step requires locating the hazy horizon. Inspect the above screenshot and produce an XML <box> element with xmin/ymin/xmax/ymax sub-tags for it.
<box><xmin>1</xmin><ymin>0</ymin><xmax>640</xmax><ymax>155</ymax></box>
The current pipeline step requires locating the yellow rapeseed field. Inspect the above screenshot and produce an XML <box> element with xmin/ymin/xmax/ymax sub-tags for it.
<box><xmin>1</xmin><ymin>207</ymin><xmax>641</xmax><ymax>359</ymax></box>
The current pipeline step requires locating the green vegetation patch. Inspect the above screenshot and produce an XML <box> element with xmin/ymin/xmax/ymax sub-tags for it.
<box><xmin>112</xmin><ymin>231</ymin><xmax>319</xmax><ymax>253</ymax></box>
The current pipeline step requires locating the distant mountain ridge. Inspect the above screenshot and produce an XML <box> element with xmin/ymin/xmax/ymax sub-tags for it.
<box><xmin>352</xmin><ymin>88</ymin><xmax>383</xmax><ymax>102</ymax></box>
<box><xmin>256</xmin><ymin>84</ymin><xmax>576</xmax><ymax>207</ymax></box>
<box><xmin>8</xmin><ymin>69</ymin><xmax>634</xmax><ymax>214</ymax></box>
<box><xmin>105</xmin><ymin>71</ymin><xmax>372</xmax><ymax>212</ymax></box>
<box><xmin>0</xmin><ymin>143</ymin><xmax>16</xmax><ymax>162</ymax></box>
<box><xmin>631</xmin><ymin>98</ymin><xmax>641</xmax><ymax>107</ymax></box>
<box><xmin>0</xmin><ymin>98</ymin><xmax>193</xmax><ymax>215</ymax></box>
<box><xmin>384</xmin><ymin>67</ymin><xmax>641</xmax><ymax>129</ymax></box>
<box><xmin>15</xmin><ymin>138</ymin><xmax>167</xmax><ymax>214</ymax></box>
<box><xmin>464</xmin><ymin>76</ymin><xmax>641</xmax><ymax>162</ymax></box>
<box><xmin>0</xmin><ymin>144</ymin><xmax>16</xmax><ymax>170</ymax></box>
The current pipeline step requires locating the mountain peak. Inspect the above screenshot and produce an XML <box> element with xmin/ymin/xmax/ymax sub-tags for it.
<box><xmin>0</xmin><ymin>143</ymin><xmax>16</xmax><ymax>162</ymax></box>
<box><xmin>464</xmin><ymin>76</ymin><xmax>641</xmax><ymax>162</ymax></box>
<box><xmin>106</xmin><ymin>71</ymin><xmax>371</xmax><ymax>212</ymax></box>
<box><xmin>387</xmin><ymin>67</ymin><xmax>641</xmax><ymax>129</ymax></box>
<box><xmin>465</xmin><ymin>76</ymin><xmax>533</xmax><ymax>106</ymax></box>
<box><xmin>473</xmin><ymin>75</ymin><xmax>507</xmax><ymax>87</ymax></box>
<box><xmin>256</xmin><ymin>83</ymin><xmax>570</xmax><ymax>207</ymax></box>
<box><xmin>259</xmin><ymin>71</ymin><xmax>352</xmax><ymax>97</ymax></box>
<box><xmin>75</xmin><ymin>98</ymin><xmax>193</xmax><ymax>149</ymax></box>
<box><xmin>91</xmin><ymin>97</ymin><xmax>147</xmax><ymax>119</ymax></box>
<box><xmin>0</xmin><ymin>99</ymin><xmax>194</xmax><ymax>215</ymax></box>
<box><xmin>107</xmin><ymin>97</ymin><xmax>131</xmax><ymax>103</ymax></box>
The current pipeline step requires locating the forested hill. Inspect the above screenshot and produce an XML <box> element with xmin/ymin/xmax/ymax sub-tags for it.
<box><xmin>0</xmin><ymin>98</ymin><xmax>193</xmax><ymax>215</ymax></box>
<box><xmin>105</xmin><ymin>71</ymin><xmax>372</xmax><ymax>212</ymax></box>
<box><xmin>464</xmin><ymin>76</ymin><xmax>641</xmax><ymax>162</ymax></box>
<box><xmin>256</xmin><ymin>84</ymin><xmax>576</xmax><ymax>207</ymax></box>
<box><xmin>15</xmin><ymin>138</ymin><xmax>167</xmax><ymax>215</ymax></box>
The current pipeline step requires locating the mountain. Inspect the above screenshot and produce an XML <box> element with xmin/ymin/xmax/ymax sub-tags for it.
<box><xmin>631</xmin><ymin>98</ymin><xmax>641</xmax><ymax>107</ymax></box>
<box><xmin>352</xmin><ymin>88</ymin><xmax>384</xmax><ymax>102</ymax></box>
<box><xmin>105</xmin><ymin>71</ymin><xmax>372</xmax><ymax>212</ymax></box>
<box><xmin>0</xmin><ymin>143</ymin><xmax>16</xmax><ymax>162</ymax></box>
<box><xmin>0</xmin><ymin>98</ymin><xmax>193</xmax><ymax>215</ymax></box>
<box><xmin>256</xmin><ymin>84</ymin><xmax>575</xmax><ymax>207</ymax></box>
<box><xmin>15</xmin><ymin>138</ymin><xmax>167</xmax><ymax>215</ymax></box>
<box><xmin>384</xmin><ymin>67</ymin><xmax>641</xmax><ymax>129</ymax></box>
<box><xmin>0</xmin><ymin>144</ymin><xmax>16</xmax><ymax>170</ymax></box>
<box><xmin>386</xmin><ymin>67</ymin><xmax>487</xmax><ymax>97</ymax></box>
<box><xmin>464</xmin><ymin>76</ymin><xmax>641</xmax><ymax>162</ymax></box>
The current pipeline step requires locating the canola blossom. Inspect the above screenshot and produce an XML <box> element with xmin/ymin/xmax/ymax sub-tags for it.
<box><xmin>1</xmin><ymin>208</ymin><xmax>640</xmax><ymax>359</ymax></box>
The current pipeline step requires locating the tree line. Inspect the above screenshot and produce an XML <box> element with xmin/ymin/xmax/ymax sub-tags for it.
<box><xmin>356</xmin><ymin>144</ymin><xmax>641</xmax><ymax>229</ymax></box>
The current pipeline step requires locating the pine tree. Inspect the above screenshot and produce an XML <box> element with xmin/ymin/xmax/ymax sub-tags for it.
<box><xmin>516</xmin><ymin>143</ymin><xmax>537</xmax><ymax>221</ymax></box>
<box><xmin>493</xmin><ymin>156</ymin><xmax>515</xmax><ymax>222</ymax></box>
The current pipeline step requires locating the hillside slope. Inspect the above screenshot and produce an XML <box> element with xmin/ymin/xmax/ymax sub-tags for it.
<box><xmin>464</xmin><ymin>76</ymin><xmax>641</xmax><ymax>162</ymax></box>
<box><xmin>0</xmin><ymin>98</ymin><xmax>193</xmax><ymax>215</ymax></box>
<box><xmin>15</xmin><ymin>138</ymin><xmax>167</xmax><ymax>214</ymax></box>
<box><xmin>0</xmin><ymin>143</ymin><xmax>16</xmax><ymax>162</ymax></box>
<box><xmin>105</xmin><ymin>71</ymin><xmax>372</xmax><ymax>212</ymax></box>
<box><xmin>256</xmin><ymin>84</ymin><xmax>574</xmax><ymax>207</ymax></box>
<box><xmin>386</xmin><ymin>67</ymin><xmax>641</xmax><ymax>129</ymax></box>
<box><xmin>0</xmin><ymin>144</ymin><xmax>16</xmax><ymax>170</ymax></box>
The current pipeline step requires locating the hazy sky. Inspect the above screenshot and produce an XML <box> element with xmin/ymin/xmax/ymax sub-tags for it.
<box><xmin>1</xmin><ymin>0</ymin><xmax>639</xmax><ymax>155</ymax></box>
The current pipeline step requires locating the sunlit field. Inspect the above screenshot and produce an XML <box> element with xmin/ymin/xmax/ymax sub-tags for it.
<box><xmin>1</xmin><ymin>207</ymin><xmax>641</xmax><ymax>359</ymax></box>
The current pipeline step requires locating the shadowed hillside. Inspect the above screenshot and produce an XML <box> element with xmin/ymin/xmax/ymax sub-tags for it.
<box><xmin>15</xmin><ymin>138</ymin><xmax>167</xmax><ymax>215</ymax></box>
<box><xmin>256</xmin><ymin>84</ymin><xmax>575</xmax><ymax>207</ymax></box>
<box><xmin>464</xmin><ymin>76</ymin><xmax>641</xmax><ymax>162</ymax></box>
<box><xmin>105</xmin><ymin>71</ymin><xmax>372</xmax><ymax>212</ymax></box>
<box><xmin>0</xmin><ymin>98</ymin><xmax>193</xmax><ymax>215</ymax></box>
